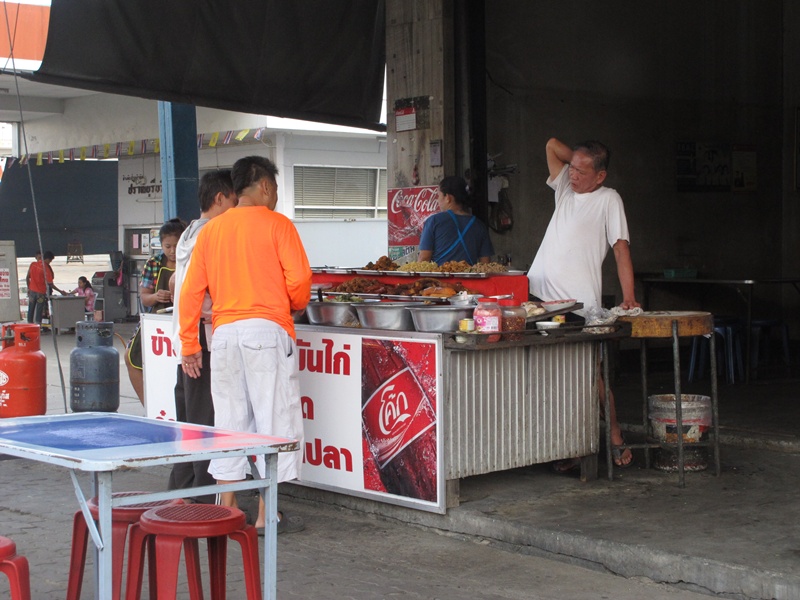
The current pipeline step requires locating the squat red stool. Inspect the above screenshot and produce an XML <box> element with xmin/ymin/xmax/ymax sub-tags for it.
<box><xmin>0</xmin><ymin>535</ymin><xmax>30</xmax><ymax>600</ymax></box>
<box><xmin>66</xmin><ymin>492</ymin><xmax>183</xmax><ymax>600</ymax></box>
<box><xmin>125</xmin><ymin>503</ymin><xmax>261</xmax><ymax>600</ymax></box>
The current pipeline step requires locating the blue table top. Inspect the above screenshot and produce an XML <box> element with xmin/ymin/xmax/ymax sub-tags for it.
<box><xmin>0</xmin><ymin>412</ymin><xmax>296</xmax><ymax>471</ymax></box>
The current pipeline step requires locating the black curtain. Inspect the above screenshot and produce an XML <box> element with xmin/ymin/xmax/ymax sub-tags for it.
<box><xmin>25</xmin><ymin>0</ymin><xmax>386</xmax><ymax>131</ymax></box>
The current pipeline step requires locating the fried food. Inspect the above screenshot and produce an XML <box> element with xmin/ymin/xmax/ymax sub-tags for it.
<box><xmin>421</xmin><ymin>286</ymin><xmax>457</xmax><ymax>298</ymax></box>
<box><xmin>470</xmin><ymin>262</ymin><xmax>509</xmax><ymax>273</ymax></box>
<box><xmin>438</xmin><ymin>260</ymin><xmax>471</xmax><ymax>273</ymax></box>
<box><xmin>362</xmin><ymin>255</ymin><xmax>399</xmax><ymax>271</ymax></box>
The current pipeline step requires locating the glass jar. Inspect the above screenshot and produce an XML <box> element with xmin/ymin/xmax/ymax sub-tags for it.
<box><xmin>474</xmin><ymin>298</ymin><xmax>502</xmax><ymax>342</ymax></box>
<box><xmin>500</xmin><ymin>299</ymin><xmax>526</xmax><ymax>341</ymax></box>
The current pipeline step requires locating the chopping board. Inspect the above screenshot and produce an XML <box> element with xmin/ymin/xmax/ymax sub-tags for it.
<box><xmin>617</xmin><ymin>310</ymin><xmax>713</xmax><ymax>338</ymax></box>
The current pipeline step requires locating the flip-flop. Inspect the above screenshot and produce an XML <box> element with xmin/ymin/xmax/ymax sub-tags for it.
<box><xmin>612</xmin><ymin>445</ymin><xmax>633</xmax><ymax>468</ymax></box>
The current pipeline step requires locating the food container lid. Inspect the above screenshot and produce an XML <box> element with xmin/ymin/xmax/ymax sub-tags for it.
<box><xmin>499</xmin><ymin>299</ymin><xmax>518</xmax><ymax>306</ymax></box>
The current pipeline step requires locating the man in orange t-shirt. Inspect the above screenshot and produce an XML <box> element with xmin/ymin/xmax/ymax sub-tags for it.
<box><xmin>179</xmin><ymin>155</ymin><xmax>312</xmax><ymax>534</ymax></box>
<box><xmin>26</xmin><ymin>250</ymin><xmax>66</xmax><ymax>325</ymax></box>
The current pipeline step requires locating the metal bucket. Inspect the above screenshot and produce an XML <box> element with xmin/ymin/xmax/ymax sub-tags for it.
<box><xmin>648</xmin><ymin>394</ymin><xmax>711</xmax><ymax>471</ymax></box>
<box><xmin>70</xmin><ymin>321</ymin><xmax>120</xmax><ymax>412</ymax></box>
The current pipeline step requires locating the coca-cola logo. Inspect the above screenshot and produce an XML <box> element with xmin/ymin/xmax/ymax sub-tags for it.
<box><xmin>377</xmin><ymin>383</ymin><xmax>411</xmax><ymax>435</ymax></box>
<box><xmin>363</xmin><ymin>367</ymin><xmax>435</xmax><ymax>467</ymax></box>
<box><xmin>388</xmin><ymin>187</ymin><xmax>439</xmax><ymax>215</ymax></box>
<box><xmin>0</xmin><ymin>370</ymin><xmax>7</xmax><ymax>386</ymax></box>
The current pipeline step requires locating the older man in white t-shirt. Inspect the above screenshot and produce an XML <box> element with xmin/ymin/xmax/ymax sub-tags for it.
<box><xmin>528</xmin><ymin>137</ymin><xmax>640</xmax><ymax>469</ymax></box>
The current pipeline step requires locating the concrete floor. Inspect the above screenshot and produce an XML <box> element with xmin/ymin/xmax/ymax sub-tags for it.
<box><xmin>11</xmin><ymin>319</ymin><xmax>800</xmax><ymax>599</ymax></box>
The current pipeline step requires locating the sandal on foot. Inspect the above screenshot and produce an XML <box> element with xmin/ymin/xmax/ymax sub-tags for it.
<box><xmin>277</xmin><ymin>511</ymin><xmax>305</xmax><ymax>535</ymax></box>
<box><xmin>551</xmin><ymin>457</ymin><xmax>581</xmax><ymax>474</ymax></box>
<box><xmin>256</xmin><ymin>512</ymin><xmax>305</xmax><ymax>536</ymax></box>
<box><xmin>612</xmin><ymin>445</ymin><xmax>633</xmax><ymax>468</ymax></box>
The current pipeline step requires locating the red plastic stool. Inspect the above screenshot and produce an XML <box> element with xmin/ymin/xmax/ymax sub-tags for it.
<box><xmin>66</xmin><ymin>492</ymin><xmax>183</xmax><ymax>600</ymax></box>
<box><xmin>0</xmin><ymin>536</ymin><xmax>30</xmax><ymax>600</ymax></box>
<box><xmin>125</xmin><ymin>504</ymin><xmax>261</xmax><ymax>600</ymax></box>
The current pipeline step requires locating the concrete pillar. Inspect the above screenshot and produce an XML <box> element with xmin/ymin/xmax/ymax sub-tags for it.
<box><xmin>157</xmin><ymin>102</ymin><xmax>199</xmax><ymax>221</ymax></box>
<box><xmin>386</xmin><ymin>0</ymin><xmax>455</xmax><ymax>188</ymax></box>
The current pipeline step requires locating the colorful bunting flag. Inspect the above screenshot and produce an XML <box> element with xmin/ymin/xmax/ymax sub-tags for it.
<box><xmin>80</xmin><ymin>147</ymin><xmax>86</xmax><ymax>160</ymax></box>
<box><xmin>235</xmin><ymin>129</ymin><xmax>250</xmax><ymax>141</ymax></box>
<box><xmin>19</xmin><ymin>154</ymin><xmax>28</xmax><ymax>165</ymax></box>
<box><xmin>104</xmin><ymin>144</ymin><xmax>110</xmax><ymax>158</ymax></box>
<box><xmin>47</xmin><ymin>152</ymin><xmax>53</xmax><ymax>165</ymax></box>
<box><xmin>36</xmin><ymin>152</ymin><xmax>43</xmax><ymax>166</ymax></box>
<box><xmin>115</xmin><ymin>143</ymin><xmax>121</xmax><ymax>157</ymax></box>
<box><xmin>254</xmin><ymin>128</ymin><xmax>263</xmax><ymax>140</ymax></box>
<box><xmin>154</xmin><ymin>138</ymin><xmax>160</xmax><ymax>154</ymax></box>
<box><xmin>208</xmin><ymin>132</ymin><xmax>219</xmax><ymax>147</ymax></box>
<box><xmin>69</xmin><ymin>148</ymin><xmax>74</xmax><ymax>161</ymax></box>
<box><xmin>222</xmin><ymin>130</ymin><xmax>233</xmax><ymax>145</ymax></box>
<box><xmin>58</xmin><ymin>150</ymin><xmax>64</xmax><ymax>163</ymax></box>
<box><xmin>127</xmin><ymin>141</ymin><xmax>135</xmax><ymax>156</ymax></box>
<box><xmin>197</xmin><ymin>134</ymin><xmax>203</xmax><ymax>148</ymax></box>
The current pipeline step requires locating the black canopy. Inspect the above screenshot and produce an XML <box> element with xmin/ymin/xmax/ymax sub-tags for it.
<box><xmin>25</xmin><ymin>0</ymin><xmax>386</xmax><ymax>131</ymax></box>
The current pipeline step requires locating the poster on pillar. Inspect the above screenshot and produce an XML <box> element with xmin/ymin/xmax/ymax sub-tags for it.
<box><xmin>387</xmin><ymin>186</ymin><xmax>439</xmax><ymax>264</ymax></box>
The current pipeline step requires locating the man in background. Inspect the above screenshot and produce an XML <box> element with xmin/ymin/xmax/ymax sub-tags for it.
<box><xmin>26</xmin><ymin>250</ymin><xmax>65</xmax><ymax>327</ymax></box>
<box><xmin>180</xmin><ymin>155</ymin><xmax>312</xmax><ymax>533</ymax></box>
<box><xmin>168</xmin><ymin>170</ymin><xmax>238</xmax><ymax>502</ymax></box>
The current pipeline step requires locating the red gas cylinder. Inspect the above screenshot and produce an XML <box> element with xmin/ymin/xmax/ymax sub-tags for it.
<box><xmin>0</xmin><ymin>324</ymin><xmax>47</xmax><ymax>417</ymax></box>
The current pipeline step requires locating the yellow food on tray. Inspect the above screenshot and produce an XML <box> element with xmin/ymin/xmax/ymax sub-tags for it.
<box><xmin>397</xmin><ymin>261</ymin><xmax>440</xmax><ymax>272</ymax></box>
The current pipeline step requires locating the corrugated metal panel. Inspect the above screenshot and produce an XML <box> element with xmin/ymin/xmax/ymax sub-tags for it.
<box><xmin>444</xmin><ymin>342</ymin><xmax>598</xmax><ymax>479</ymax></box>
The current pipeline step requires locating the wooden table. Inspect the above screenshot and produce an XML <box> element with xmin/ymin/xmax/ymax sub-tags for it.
<box><xmin>0</xmin><ymin>412</ymin><xmax>297</xmax><ymax>600</ymax></box>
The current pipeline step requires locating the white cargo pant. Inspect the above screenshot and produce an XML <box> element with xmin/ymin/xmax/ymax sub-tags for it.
<box><xmin>208</xmin><ymin>318</ymin><xmax>303</xmax><ymax>483</ymax></box>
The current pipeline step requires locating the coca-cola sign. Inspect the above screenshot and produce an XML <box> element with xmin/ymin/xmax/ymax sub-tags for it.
<box><xmin>387</xmin><ymin>186</ymin><xmax>440</xmax><ymax>248</ymax></box>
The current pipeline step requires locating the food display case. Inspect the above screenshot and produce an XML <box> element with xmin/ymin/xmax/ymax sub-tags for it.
<box><xmin>310</xmin><ymin>267</ymin><xmax>530</xmax><ymax>302</ymax></box>
<box><xmin>293</xmin><ymin>316</ymin><xmax>630</xmax><ymax>514</ymax></box>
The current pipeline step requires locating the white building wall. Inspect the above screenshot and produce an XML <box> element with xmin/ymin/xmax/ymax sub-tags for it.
<box><xmin>21</xmin><ymin>93</ymin><xmax>389</xmax><ymax>270</ymax></box>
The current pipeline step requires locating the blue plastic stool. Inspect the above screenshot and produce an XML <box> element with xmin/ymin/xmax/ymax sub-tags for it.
<box><xmin>689</xmin><ymin>317</ymin><xmax>744</xmax><ymax>384</ymax></box>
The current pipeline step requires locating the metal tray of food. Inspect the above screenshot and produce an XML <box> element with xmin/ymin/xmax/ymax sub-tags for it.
<box><xmin>449</xmin><ymin>272</ymin><xmax>488</xmax><ymax>278</ymax></box>
<box><xmin>323</xmin><ymin>267</ymin><xmax>356</xmax><ymax>274</ymax></box>
<box><xmin>353</xmin><ymin>269</ymin><xmax>392</xmax><ymax>276</ymax></box>
<box><xmin>389</xmin><ymin>270</ymin><xmax>424</xmax><ymax>277</ymax></box>
<box><xmin>381</xmin><ymin>294</ymin><xmax>450</xmax><ymax>303</ymax></box>
<box><xmin>322</xmin><ymin>291</ymin><xmax>382</xmax><ymax>300</ymax></box>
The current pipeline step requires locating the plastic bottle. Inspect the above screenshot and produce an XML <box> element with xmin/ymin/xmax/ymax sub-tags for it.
<box><xmin>474</xmin><ymin>298</ymin><xmax>502</xmax><ymax>342</ymax></box>
<box><xmin>500</xmin><ymin>299</ymin><xmax>526</xmax><ymax>341</ymax></box>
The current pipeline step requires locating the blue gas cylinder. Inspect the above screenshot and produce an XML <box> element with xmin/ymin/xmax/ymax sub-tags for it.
<box><xmin>70</xmin><ymin>321</ymin><xmax>120</xmax><ymax>412</ymax></box>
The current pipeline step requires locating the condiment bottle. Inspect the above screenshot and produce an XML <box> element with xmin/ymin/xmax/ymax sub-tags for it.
<box><xmin>474</xmin><ymin>298</ymin><xmax>502</xmax><ymax>342</ymax></box>
<box><xmin>500</xmin><ymin>299</ymin><xmax>526</xmax><ymax>341</ymax></box>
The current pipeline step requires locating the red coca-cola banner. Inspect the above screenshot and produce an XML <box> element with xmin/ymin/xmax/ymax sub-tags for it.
<box><xmin>362</xmin><ymin>338</ymin><xmax>437</xmax><ymax>502</ymax></box>
<box><xmin>387</xmin><ymin>186</ymin><xmax>440</xmax><ymax>262</ymax></box>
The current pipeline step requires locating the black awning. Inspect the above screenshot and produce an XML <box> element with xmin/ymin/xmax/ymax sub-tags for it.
<box><xmin>25</xmin><ymin>0</ymin><xmax>386</xmax><ymax>131</ymax></box>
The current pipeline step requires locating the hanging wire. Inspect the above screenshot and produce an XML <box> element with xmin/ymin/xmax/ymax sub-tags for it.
<box><xmin>3</xmin><ymin>0</ymin><xmax>69</xmax><ymax>413</ymax></box>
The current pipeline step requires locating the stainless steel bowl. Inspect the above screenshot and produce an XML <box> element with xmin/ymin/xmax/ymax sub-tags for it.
<box><xmin>305</xmin><ymin>301</ymin><xmax>361</xmax><ymax>327</ymax></box>
<box><xmin>448</xmin><ymin>293</ymin><xmax>483</xmax><ymax>307</ymax></box>
<box><xmin>407</xmin><ymin>306</ymin><xmax>475</xmax><ymax>332</ymax></box>
<box><xmin>353</xmin><ymin>302</ymin><xmax>424</xmax><ymax>331</ymax></box>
